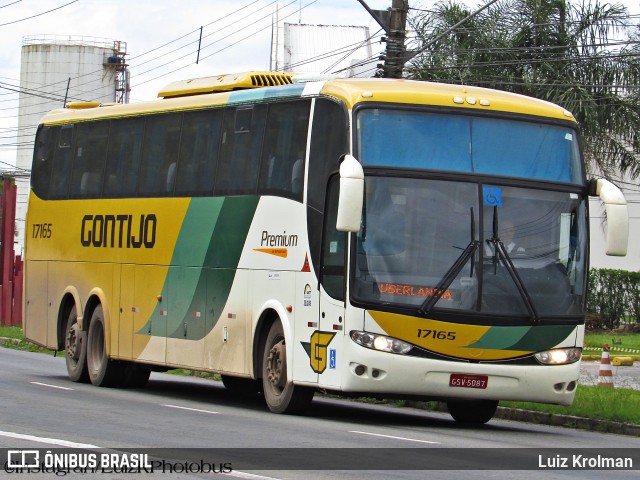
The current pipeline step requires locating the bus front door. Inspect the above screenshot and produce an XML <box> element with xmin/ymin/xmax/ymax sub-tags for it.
<box><xmin>317</xmin><ymin>177</ymin><xmax>347</xmax><ymax>389</ymax></box>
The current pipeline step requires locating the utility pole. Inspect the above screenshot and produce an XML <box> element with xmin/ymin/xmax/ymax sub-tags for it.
<box><xmin>357</xmin><ymin>0</ymin><xmax>411</xmax><ymax>78</ymax></box>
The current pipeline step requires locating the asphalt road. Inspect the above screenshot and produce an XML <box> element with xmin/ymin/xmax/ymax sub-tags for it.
<box><xmin>1</xmin><ymin>347</ymin><xmax>639</xmax><ymax>480</ymax></box>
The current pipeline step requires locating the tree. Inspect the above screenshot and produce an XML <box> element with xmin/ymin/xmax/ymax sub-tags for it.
<box><xmin>407</xmin><ymin>0</ymin><xmax>640</xmax><ymax>179</ymax></box>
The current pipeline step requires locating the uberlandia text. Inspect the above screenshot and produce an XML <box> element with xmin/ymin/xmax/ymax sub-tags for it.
<box><xmin>538</xmin><ymin>454</ymin><xmax>632</xmax><ymax>468</ymax></box>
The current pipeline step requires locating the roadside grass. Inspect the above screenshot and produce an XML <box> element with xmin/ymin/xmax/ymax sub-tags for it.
<box><xmin>0</xmin><ymin>325</ymin><xmax>22</xmax><ymax>339</ymax></box>
<box><xmin>584</xmin><ymin>332</ymin><xmax>640</xmax><ymax>352</ymax></box>
<box><xmin>0</xmin><ymin>325</ymin><xmax>56</xmax><ymax>354</ymax></box>
<box><xmin>2</xmin><ymin>325</ymin><xmax>640</xmax><ymax>424</ymax></box>
<box><xmin>500</xmin><ymin>385</ymin><xmax>640</xmax><ymax>425</ymax></box>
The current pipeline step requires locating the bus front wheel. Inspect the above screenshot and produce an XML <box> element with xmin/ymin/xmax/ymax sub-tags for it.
<box><xmin>261</xmin><ymin>321</ymin><xmax>314</xmax><ymax>414</ymax></box>
<box><xmin>446</xmin><ymin>399</ymin><xmax>498</xmax><ymax>424</ymax></box>
<box><xmin>64</xmin><ymin>305</ymin><xmax>89</xmax><ymax>383</ymax></box>
<box><xmin>86</xmin><ymin>305</ymin><xmax>124</xmax><ymax>387</ymax></box>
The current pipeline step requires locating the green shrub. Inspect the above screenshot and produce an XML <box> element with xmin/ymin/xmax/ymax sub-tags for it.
<box><xmin>587</xmin><ymin>269</ymin><xmax>640</xmax><ymax>329</ymax></box>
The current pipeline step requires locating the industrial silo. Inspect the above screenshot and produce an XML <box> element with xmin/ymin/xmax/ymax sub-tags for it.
<box><xmin>15</xmin><ymin>35</ymin><xmax>129</xmax><ymax>251</ymax></box>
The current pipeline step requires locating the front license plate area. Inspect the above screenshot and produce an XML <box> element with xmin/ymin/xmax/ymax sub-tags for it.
<box><xmin>449</xmin><ymin>373</ymin><xmax>488</xmax><ymax>389</ymax></box>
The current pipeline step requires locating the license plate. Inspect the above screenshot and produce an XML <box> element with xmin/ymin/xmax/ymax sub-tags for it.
<box><xmin>449</xmin><ymin>373</ymin><xmax>488</xmax><ymax>389</ymax></box>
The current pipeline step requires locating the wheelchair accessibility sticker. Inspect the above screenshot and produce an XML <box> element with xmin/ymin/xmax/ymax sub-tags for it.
<box><xmin>483</xmin><ymin>186</ymin><xmax>502</xmax><ymax>207</ymax></box>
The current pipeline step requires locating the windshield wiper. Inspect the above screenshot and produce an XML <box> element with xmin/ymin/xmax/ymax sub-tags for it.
<box><xmin>419</xmin><ymin>208</ymin><xmax>478</xmax><ymax>316</ymax></box>
<box><xmin>486</xmin><ymin>206</ymin><xmax>539</xmax><ymax>323</ymax></box>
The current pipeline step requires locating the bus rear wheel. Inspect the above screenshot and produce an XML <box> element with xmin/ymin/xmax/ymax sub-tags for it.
<box><xmin>86</xmin><ymin>305</ymin><xmax>124</xmax><ymax>387</ymax></box>
<box><xmin>446</xmin><ymin>399</ymin><xmax>498</xmax><ymax>424</ymax></box>
<box><xmin>64</xmin><ymin>305</ymin><xmax>89</xmax><ymax>383</ymax></box>
<box><xmin>262</xmin><ymin>321</ymin><xmax>314</xmax><ymax>414</ymax></box>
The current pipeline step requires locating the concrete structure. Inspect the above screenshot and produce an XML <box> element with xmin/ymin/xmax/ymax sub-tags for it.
<box><xmin>271</xmin><ymin>22</ymin><xmax>377</xmax><ymax>77</ymax></box>
<box><xmin>15</xmin><ymin>35</ymin><xmax>129</xmax><ymax>252</ymax></box>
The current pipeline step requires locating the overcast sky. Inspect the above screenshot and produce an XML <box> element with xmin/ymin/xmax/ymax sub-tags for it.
<box><xmin>1</xmin><ymin>0</ymin><xmax>638</xmax><ymax>170</ymax></box>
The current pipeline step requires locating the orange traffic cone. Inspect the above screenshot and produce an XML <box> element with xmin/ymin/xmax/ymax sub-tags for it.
<box><xmin>597</xmin><ymin>344</ymin><xmax>614</xmax><ymax>388</ymax></box>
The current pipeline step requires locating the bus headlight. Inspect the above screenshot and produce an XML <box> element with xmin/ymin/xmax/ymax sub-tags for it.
<box><xmin>534</xmin><ymin>347</ymin><xmax>581</xmax><ymax>365</ymax></box>
<box><xmin>350</xmin><ymin>331</ymin><xmax>413</xmax><ymax>355</ymax></box>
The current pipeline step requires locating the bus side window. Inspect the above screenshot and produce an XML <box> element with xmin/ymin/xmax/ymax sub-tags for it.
<box><xmin>31</xmin><ymin>126</ymin><xmax>56</xmax><ymax>199</ymax></box>
<box><xmin>104</xmin><ymin>117</ymin><xmax>144</xmax><ymax>197</ymax></box>
<box><xmin>175</xmin><ymin>109</ymin><xmax>222</xmax><ymax>196</ymax></box>
<box><xmin>215</xmin><ymin>105</ymin><xmax>267</xmax><ymax>195</ymax></box>
<box><xmin>49</xmin><ymin>125</ymin><xmax>75</xmax><ymax>199</ymax></box>
<box><xmin>138</xmin><ymin>113</ymin><xmax>183</xmax><ymax>196</ymax></box>
<box><xmin>69</xmin><ymin>121</ymin><xmax>109</xmax><ymax>198</ymax></box>
<box><xmin>258</xmin><ymin>100</ymin><xmax>311</xmax><ymax>201</ymax></box>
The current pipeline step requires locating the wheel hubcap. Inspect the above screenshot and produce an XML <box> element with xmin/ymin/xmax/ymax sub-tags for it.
<box><xmin>66</xmin><ymin>323</ymin><xmax>80</xmax><ymax>361</ymax></box>
<box><xmin>266</xmin><ymin>339</ymin><xmax>286</xmax><ymax>391</ymax></box>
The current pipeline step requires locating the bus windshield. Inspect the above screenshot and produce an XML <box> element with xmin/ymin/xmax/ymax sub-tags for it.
<box><xmin>353</xmin><ymin>158</ymin><xmax>588</xmax><ymax>319</ymax></box>
<box><xmin>356</xmin><ymin>108</ymin><xmax>583</xmax><ymax>184</ymax></box>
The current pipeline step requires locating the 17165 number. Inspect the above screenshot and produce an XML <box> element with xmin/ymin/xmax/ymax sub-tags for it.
<box><xmin>32</xmin><ymin>223</ymin><xmax>52</xmax><ymax>239</ymax></box>
<box><xmin>416</xmin><ymin>329</ymin><xmax>456</xmax><ymax>340</ymax></box>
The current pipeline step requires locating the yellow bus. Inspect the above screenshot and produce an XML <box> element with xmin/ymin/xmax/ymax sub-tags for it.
<box><xmin>24</xmin><ymin>71</ymin><xmax>628</xmax><ymax>423</ymax></box>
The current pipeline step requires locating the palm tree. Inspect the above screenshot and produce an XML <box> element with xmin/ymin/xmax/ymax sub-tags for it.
<box><xmin>407</xmin><ymin>0</ymin><xmax>640</xmax><ymax>179</ymax></box>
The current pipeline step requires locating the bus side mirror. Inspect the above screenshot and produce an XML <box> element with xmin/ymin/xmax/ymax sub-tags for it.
<box><xmin>336</xmin><ymin>155</ymin><xmax>364</xmax><ymax>232</ymax></box>
<box><xmin>591</xmin><ymin>178</ymin><xmax>628</xmax><ymax>256</ymax></box>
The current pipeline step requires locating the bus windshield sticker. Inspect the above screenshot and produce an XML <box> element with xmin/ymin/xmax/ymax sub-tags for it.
<box><xmin>483</xmin><ymin>186</ymin><xmax>502</xmax><ymax>207</ymax></box>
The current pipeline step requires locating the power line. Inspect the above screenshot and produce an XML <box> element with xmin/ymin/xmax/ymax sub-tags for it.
<box><xmin>0</xmin><ymin>0</ymin><xmax>78</xmax><ymax>27</ymax></box>
<box><xmin>135</xmin><ymin>0</ymin><xmax>319</xmax><ymax>88</ymax></box>
<box><xmin>131</xmin><ymin>0</ymin><xmax>294</xmax><ymax>80</ymax></box>
<box><xmin>0</xmin><ymin>0</ymin><xmax>272</xmax><ymax>108</ymax></box>
<box><xmin>0</xmin><ymin>1</ymin><xmax>23</xmax><ymax>9</ymax></box>
<box><xmin>130</xmin><ymin>0</ymin><xmax>276</xmax><ymax>69</ymax></box>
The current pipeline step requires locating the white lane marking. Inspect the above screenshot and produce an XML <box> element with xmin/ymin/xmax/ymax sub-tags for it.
<box><xmin>221</xmin><ymin>471</ymin><xmax>282</xmax><ymax>480</ymax></box>
<box><xmin>30</xmin><ymin>381</ymin><xmax>74</xmax><ymax>391</ymax></box>
<box><xmin>162</xmin><ymin>404</ymin><xmax>220</xmax><ymax>415</ymax></box>
<box><xmin>349</xmin><ymin>430</ymin><xmax>440</xmax><ymax>444</ymax></box>
<box><xmin>0</xmin><ymin>430</ymin><xmax>98</xmax><ymax>448</ymax></box>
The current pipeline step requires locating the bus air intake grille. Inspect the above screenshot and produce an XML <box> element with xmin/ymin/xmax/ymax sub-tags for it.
<box><xmin>251</xmin><ymin>74</ymin><xmax>293</xmax><ymax>87</ymax></box>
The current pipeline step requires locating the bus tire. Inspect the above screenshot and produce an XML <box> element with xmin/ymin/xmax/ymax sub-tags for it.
<box><xmin>86</xmin><ymin>304</ymin><xmax>124</xmax><ymax>387</ymax></box>
<box><xmin>221</xmin><ymin>375</ymin><xmax>262</xmax><ymax>398</ymax></box>
<box><xmin>446</xmin><ymin>399</ymin><xmax>498</xmax><ymax>424</ymax></box>
<box><xmin>64</xmin><ymin>305</ymin><xmax>89</xmax><ymax>383</ymax></box>
<box><xmin>262</xmin><ymin>321</ymin><xmax>314</xmax><ymax>414</ymax></box>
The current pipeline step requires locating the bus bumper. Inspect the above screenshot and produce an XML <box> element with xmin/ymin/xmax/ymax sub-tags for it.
<box><xmin>337</xmin><ymin>340</ymin><xmax>580</xmax><ymax>406</ymax></box>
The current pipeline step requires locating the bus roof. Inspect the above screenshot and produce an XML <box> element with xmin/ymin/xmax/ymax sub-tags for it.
<box><xmin>38</xmin><ymin>72</ymin><xmax>575</xmax><ymax>125</ymax></box>
<box><xmin>321</xmin><ymin>78</ymin><xmax>575</xmax><ymax>122</ymax></box>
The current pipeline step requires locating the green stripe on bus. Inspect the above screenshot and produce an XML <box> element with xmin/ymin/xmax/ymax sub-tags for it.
<box><xmin>507</xmin><ymin>324</ymin><xmax>576</xmax><ymax>352</ymax></box>
<box><xmin>467</xmin><ymin>324</ymin><xmax>575</xmax><ymax>351</ymax></box>
<box><xmin>140</xmin><ymin>196</ymin><xmax>260</xmax><ymax>340</ymax></box>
